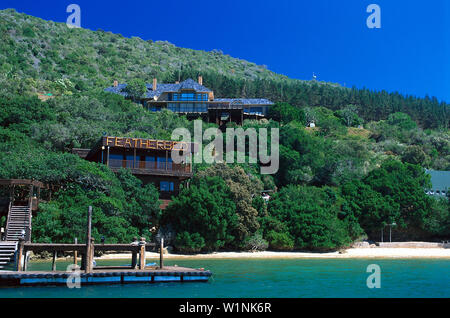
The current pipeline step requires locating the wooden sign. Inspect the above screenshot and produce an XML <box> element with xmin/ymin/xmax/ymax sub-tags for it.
<box><xmin>102</xmin><ymin>136</ymin><xmax>193</xmax><ymax>152</ymax></box>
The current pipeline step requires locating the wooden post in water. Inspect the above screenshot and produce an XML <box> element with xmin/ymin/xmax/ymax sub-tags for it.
<box><xmin>74</xmin><ymin>237</ymin><xmax>78</xmax><ymax>265</ymax></box>
<box><xmin>131</xmin><ymin>236</ymin><xmax>137</xmax><ymax>269</ymax></box>
<box><xmin>23</xmin><ymin>252</ymin><xmax>28</xmax><ymax>271</ymax></box>
<box><xmin>16</xmin><ymin>238</ymin><xmax>24</xmax><ymax>271</ymax></box>
<box><xmin>80</xmin><ymin>253</ymin><xmax>85</xmax><ymax>271</ymax></box>
<box><xmin>52</xmin><ymin>251</ymin><xmax>57</xmax><ymax>271</ymax></box>
<box><xmin>160</xmin><ymin>237</ymin><xmax>164</xmax><ymax>269</ymax></box>
<box><xmin>90</xmin><ymin>238</ymin><xmax>95</xmax><ymax>270</ymax></box>
<box><xmin>131</xmin><ymin>251</ymin><xmax>137</xmax><ymax>269</ymax></box>
<box><xmin>138</xmin><ymin>237</ymin><xmax>146</xmax><ymax>270</ymax></box>
<box><xmin>85</xmin><ymin>206</ymin><xmax>92</xmax><ymax>273</ymax></box>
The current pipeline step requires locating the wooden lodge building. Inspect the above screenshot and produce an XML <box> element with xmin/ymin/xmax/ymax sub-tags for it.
<box><xmin>105</xmin><ymin>76</ymin><xmax>274</xmax><ymax>128</ymax></box>
<box><xmin>74</xmin><ymin>136</ymin><xmax>197</xmax><ymax>205</ymax></box>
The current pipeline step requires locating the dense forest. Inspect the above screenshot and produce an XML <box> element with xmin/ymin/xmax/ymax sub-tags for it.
<box><xmin>0</xmin><ymin>9</ymin><xmax>448</xmax><ymax>252</ymax></box>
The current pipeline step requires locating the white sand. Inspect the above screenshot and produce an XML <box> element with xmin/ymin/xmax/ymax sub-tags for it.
<box><xmin>95</xmin><ymin>247</ymin><xmax>450</xmax><ymax>260</ymax></box>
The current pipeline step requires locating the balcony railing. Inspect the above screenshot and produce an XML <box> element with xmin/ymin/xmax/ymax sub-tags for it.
<box><xmin>108</xmin><ymin>159</ymin><xmax>191</xmax><ymax>175</ymax></box>
<box><xmin>208</xmin><ymin>103</ymin><xmax>243</xmax><ymax>110</ymax></box>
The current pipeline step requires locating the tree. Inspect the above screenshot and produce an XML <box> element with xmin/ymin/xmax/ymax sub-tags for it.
<box><xmin>267</xmin><ymin>185</ymin><xmax>355</xmax><ymax>251</ymax></box>
<box><xmin>243</xmin><ymin>233</ymin><xmax>269</xmax><ymax>252</ymax></box>
<box><xmin>341</xmin><ymin>180</ymin><xmax>399</xmax><ymax>235</ymax></box>
<box><xmin>421</xmin><ymin>198</ymin><xmax>450</xmax><ymax>239</ymax></box>
<box><xmin>124</xmin><ymin>78</ymin><xmax>146</xmax><ymax>103</ymax></box>
<box><xmin>265</xmin><ymin>231</ymin><xmax>295</xmax><ymax>251</ymax></box>
<box><xmin>268</xmin><ymin>102</ymin><xmax>305</xmax><ymax>125</ymax></box>
<box><xmin>387</xmin><ymin>112</ymin><xmax>417</xmax><ymax>130</ymax></box>
<box><xmin>402</xmin><ymin>145</ymin><xmax>427</xmax><ymax>165</ymax></box>
<box><xmin>363</xmin><ymin>160</ymin><xmax>432</xmax><ymax>229</ymax></box>
<box><xmin>335</xmin><ymin>104</ymin><xmax>362</xmax><ymax>127</ymax></box>
<box><xmin>196</xmin><ymin>164</ymin><xmax>263</xmax><ymax>245</ymax></box>
<box><xmin>161</xmin><ymin>176</ymin><xmax>238</xmax><ymax>252</ymax></box>
<box><xmin>115</xmin><ymin>169</ymin><xmax>161</xmax><ymax>237</ymax></box>
<box><xmin>173</xmin><ymin>232</ymin><xmax>205</xmax><ymax>253</ymax></box>
<box><xmin>342</xmin><ymin>160</ymin><xmax>434</xmax><ymax>240</ymax></box>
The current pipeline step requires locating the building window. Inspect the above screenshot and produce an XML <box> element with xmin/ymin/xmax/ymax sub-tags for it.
<box><xmin>172</xmin><ymin>93</ymin><xmax>208</xmax><ymax>101</ymax></box>
<box><xmin>250</xmin><ymin>107</ymin><xmax>263</xmax><ymax>115</ymax></box>
<box><xmin>160</xmin><ymin>181</ymin><xmax>174</xmax><ymax>192</ymax></box>
<box><xmin>148</xmin><ymin>105</ymin><xmax>162</xmax><ymax>112</ymax></box>
<box><xmin>110</xmin><ymin>154</ymin><xmax>123</xmax><ymax>160</ymax></box>
<box><xmin>168</xmin><ymin>102</ymin><xmax>207</xmax><ymax>113</ymax></box>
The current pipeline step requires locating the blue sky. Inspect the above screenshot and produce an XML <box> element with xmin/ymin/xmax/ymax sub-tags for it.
<box><xmin>1</xmin><ymin>0</ymin><xmax>449</xmax><ymax>102</ymax></box>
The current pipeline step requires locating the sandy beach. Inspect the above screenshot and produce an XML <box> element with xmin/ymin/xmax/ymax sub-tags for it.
<box><xmin>95</xmin><ymin>247</ymin><xmax>450</xmax><ymax>260</ymax></box>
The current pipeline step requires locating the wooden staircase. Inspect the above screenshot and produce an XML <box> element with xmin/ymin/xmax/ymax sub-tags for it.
<box><xmin>5</xmin><ymin>203</ymin><xmax>32</xmax><ymax>242</ymax></box>
<box><xmin>0</xmin><ymin>242</ymin><xmax>17</xmax><ymax>270</ymax></box>
<box><xmin>159</xmin><ymin>199</ymin><xmax>172</xmax><ymax>210</ymax></box>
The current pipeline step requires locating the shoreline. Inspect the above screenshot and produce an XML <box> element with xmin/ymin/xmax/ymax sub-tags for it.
<box><xmin>27</xmin><ymin>243</ymin><xmax>450</xmax><ymax>262</ymax></box>
<box><xmin>93</xmin><ymin>247</ymin><xmax>450</xmax><ymax>260</ymax></box>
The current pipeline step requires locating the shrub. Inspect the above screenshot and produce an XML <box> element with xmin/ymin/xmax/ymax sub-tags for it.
<box><xmin>244</xmin><ymin>233</ymin><xmax>268</xmax><ymax>252</ymax></box>
<box><xmin>174</xmin><ymin>232</ymin><xmax>205</xmax><ymax>253</ymax></box>
<box><xmin>266</xmin><ymin>231</ymin><xmax>294</xmax><ymax>251</ymax></box>
<box><xmin>161</xmin><ymin>176</ymin><xmax>238</xmax><ymax>251</ymax></box>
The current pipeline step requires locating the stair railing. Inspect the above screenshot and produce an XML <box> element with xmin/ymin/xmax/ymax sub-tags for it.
<box><xmin>26</xmin><ymin>195</ymin><xmax>32</xmax><ymax>242</ymax></box>
<box><xmin>5</xmin><ymin>201</ymin><xmax>12</xmax><ymax>241</ymax></box>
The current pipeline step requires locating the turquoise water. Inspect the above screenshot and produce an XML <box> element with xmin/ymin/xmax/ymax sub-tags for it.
<box><xmin>0</xmin><ymin>258</ymin><xmax>449</xmax><ymax>298</ymax></box>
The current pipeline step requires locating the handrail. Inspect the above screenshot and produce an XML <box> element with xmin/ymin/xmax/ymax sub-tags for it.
<box><xmin>5</xmin><ymin>201</ymin><xmax>12</xmax><ymax>239</ymax></box>
<box><xmin>23</xmin><ymin>242</ymin><xmax>157</xmax><ymax>253</ymax></box>
<box><xmin>108</xmin><ymin>159</ymin><xmax>191</xmax><ymax>173</ymax></box>
<box><xmin>27</xmin><ymin>195</ymin><xmax>32</xmax><ymax>242</ymax></box>
<box><xmin>208</xmin><ymin>103</ymin><xmax>243</xmax><ymax>110</ymax></box>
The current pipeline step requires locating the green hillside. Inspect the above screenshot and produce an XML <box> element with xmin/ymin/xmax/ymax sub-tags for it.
<box><xmin>0</xmin><ymin>8</ymin><xmax>289</xmax><ymax>89</ymax></box>
<box><xmin>0</xmin><ymin>8</ymin><xmax>448</xmax><ymax>129</ymax></box>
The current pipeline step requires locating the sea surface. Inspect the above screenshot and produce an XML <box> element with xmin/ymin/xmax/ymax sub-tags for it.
<box><xmin>0</xmin><ymin>258</ymin><xmax>449</xmax><ymax>298</ymax></box>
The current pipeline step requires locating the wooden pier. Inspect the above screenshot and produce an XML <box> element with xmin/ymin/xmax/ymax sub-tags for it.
<box><xmin>0</xmin><ymin>238</ymin><xmax>212</xmax><ymax>287</ymax></box>
<box><xmin>0</xmin><ymin>206</ymin><xmax>212</xmax><ymax>287</ymax></box>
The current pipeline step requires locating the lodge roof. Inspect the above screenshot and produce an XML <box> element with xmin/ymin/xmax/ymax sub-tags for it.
<box><xmin>104</xmin><ymin>78</ymin><xmax>212</xmax><ymax>99</ymax></box>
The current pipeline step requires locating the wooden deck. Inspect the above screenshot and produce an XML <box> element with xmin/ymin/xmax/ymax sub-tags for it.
<box><xmin>0</xmin><ymin>206</ymin><xmax>212</xmax><ymax>287</ymax></box>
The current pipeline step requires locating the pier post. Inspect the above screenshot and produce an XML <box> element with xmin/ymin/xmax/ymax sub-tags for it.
<box><xmin>139</xmin><ymin>237</ymin><xmax>146</xmax><ymax>270</ymax></box>
<box><xmin>23</xmin><ymin>252</ymin><xmax>29</xmax><ymax>271</ymax></box>
<box><xmin>85</xmin><ymin>206</ymin><xmax>92</xmax><ymax>273</ymax></box>
<box><xmin>89</xmin><ymin>238</ymin><xmax>95</xmax><ymax>271</ymax></box>
<box><xmin>131</xmin><ymin>236</ymin><xmax>137</xmax><ymax>269</ymax></box>
<box><xmin>131</xmin><ymin>251</ymin><xmax>137</xmax><ymax>269</ymax></box>
<box><xmin>52</xmin><ymin>251</ymin><xmax>57</xmax><ymax>271</ymax></box>
<box><xmin>16</xmin><ymin>238</ymin><xmax>24</xmax><ymax>271</ymax></box>
<box><xmin>74</xmin><ymin>237</ymin><xmax>78</xmax><ymax>265</ymax></box>
<box><xmin>81</xmin><ymin>253</ymin><xmax>85</xmax><ymax>270</ymax></box>
<box><xmin>160</xmin><ymin>237</ymin><xmax>164</xmax><ymax>269</ymax></box>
